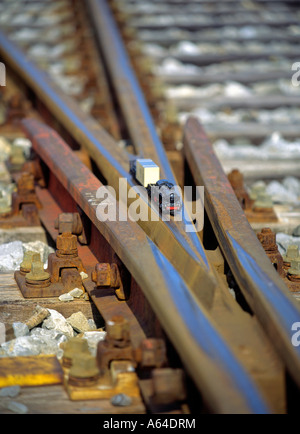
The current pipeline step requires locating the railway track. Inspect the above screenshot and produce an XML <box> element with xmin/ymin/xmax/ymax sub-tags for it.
<box><xmin>0</xmin><ymin>0</ymin><xmax>299</xmax><ymax>415</ymax></box>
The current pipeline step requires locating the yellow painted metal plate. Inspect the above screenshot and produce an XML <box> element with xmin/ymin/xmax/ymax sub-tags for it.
<box><xmin>0</xmin><ymin>355</ymin><xmax>63</xmax><ymax>388</ymax></box>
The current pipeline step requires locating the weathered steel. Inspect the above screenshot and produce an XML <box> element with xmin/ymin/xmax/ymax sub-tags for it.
<box><xmin>0</xmin><ymin>32</ymin><xmax>216</xmax><ymax>309</ymax></box>
<box><xmin>183</xmin><ymin>117</ymin><xmax>300</xmax><ymax>388</ymax></box>
<box><xmin>21</xmin><ymin>117</ymin><xmax>271</xmax><ymax>414</ymax></box>
<box><xmin>0</xmin><ymin>30</ymin><xmax>129</xmax><ymax>176</ymax></box>
<box><xmin>87</xmin><ymin>0</ymin><xmax>172</xmax><ymax>171</ymax></box>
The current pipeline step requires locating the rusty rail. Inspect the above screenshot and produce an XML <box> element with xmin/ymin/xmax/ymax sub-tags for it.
<box><xmin>87</xmin><ymin>0</ymin><xmax>172</xmax><ymax>171</ymax></box>
<box><xmin>0</xmin><ymin>29</ymin><xmax>220</xmax><ymax>310</ymax></box>
<box><xmin>183</xmin><ymin>116</ymin><xmax>300</xmax><ymax>389</ymax></box>
<box><xmin>20</xmin><ymin>117</ymin><xmax>271</xmax><ymax>414</ymax></box>
<box><xmin>0</xmin><ymin>1</ymin><xmax>298</xmax><ymax>412</ymax></box>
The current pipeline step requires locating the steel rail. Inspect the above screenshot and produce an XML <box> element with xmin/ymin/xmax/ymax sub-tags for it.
<box><xmin>183</xmin><ymin>116</ymin><xmax>300</xmax><ymax>388</ymax></box>
<box><xmin>21</xmin><ymin>117</ymin><xmax>271</xmax><ymax>414</ymax></box>
<box><xmin>0</xmin><ymin>30</ymin><xmax>219</xmax><ymax>308</ymax></box>
<box><xmin>87</xmin><ymin>0</ymin><xmax>173</xmax><ymax>175</ymax></box>
<box><xmin>86</xmin><ymin>0</ymin><xmax>214</xmax><ymax>283</ymax></box>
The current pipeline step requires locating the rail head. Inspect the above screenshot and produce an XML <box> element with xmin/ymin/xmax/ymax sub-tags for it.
<box><xmin>183</xmin><ymin>116</ymin><xmax>300</xmax><ymax>389</ymax></box>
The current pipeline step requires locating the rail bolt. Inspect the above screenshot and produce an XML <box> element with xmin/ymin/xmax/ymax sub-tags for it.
<box><xmin>92</xmin><ymin>263</ymin><xmax>121</xmax><ymax>289</ymax></box>
<box><xmin>20</xmin><ymin>251</ymin><xmax>41</xmax><ymax>274</ymax></box>
<box><xmin>288</xmin><ymin>260</ymin><xmax>300</xmax><ymax>281</ymax></box>
<box><xmin>68</xmin><ymin>353</ymin><xmax>100</xmax><ymax>387</ymax></box>
<box><xmin>257</xmin><ymin>228</ymin><xmax>277</xmax><ymax>251</ymax></box>
<box><xmin>135</xmin><ymin>338</ymin><xmax>167</xmax><ymax>369</ymax></box>
<box><xmin>228</xmin><ymin>169</ymin><xmax>244</xmax><ymax>189</ymax></box>
<box><xmin>25</xmin><ymin>259</ymin><xmax>50</xmax><ymax>287</ymax></box>
<box><xmin>106</xmin><ymin>315</ymin><xmax>130</xmax><ymax>345</ymax></box>
<box><xmin>54</xmin><ymin>213</ymin><xmax>83</xmax><ymax>236</ymax></box>
<box><xmin>283</xmin><ymin>245</ymin><xmax>300</xmax><ymax>268</ymax></box>
<box><xmin>17</xmin><ymin>172</ymin><xmax>35</xmax><ymax>195</ymax></box>
<box><xmin>92</xmin><ymin>263</ymin><xmax>112</xmax><ymax>287</ymax></box>
<box><xmin>62</xmin><ymin>337</ymin><xmax>90</xmax><ymax>368</ymax></box>
<box><xmin>10</xmin><ymin>146</ymin><xmax>25</xmax><ymax>166</ymax></box>
<box><xmin>152</xmin><ymin>368</ymin><xmax>186</xmax><ymax>405</ymax></box>
<box><xmin>56</xmin><ymin>232</ymin><xmax>78</xmax><ymax>257</ymax></box>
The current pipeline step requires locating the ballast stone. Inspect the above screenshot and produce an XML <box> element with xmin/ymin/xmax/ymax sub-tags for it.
<box><xmin>67</xmin><ymin>312</ymin><xmax>91</xmax><ymax>333</ymax></box>
<box><xmin>12</xmin><ymin>322</ymin><xmax>29</xmax><ymax>338</ymax></box>
<box><xmin>42</xmin><ymin>309</ymin><xmax>74</xmax><ymax>338</ymax></box>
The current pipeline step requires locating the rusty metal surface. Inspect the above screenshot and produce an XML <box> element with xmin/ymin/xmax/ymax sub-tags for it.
<box><xmin>0</xmin><ymin>30</ymin><xmax>130</xmax><ymax>176</ymax></box>
<box><xmin>20</xmin><ymin>117</ymin><xmax>272</xmax><ymax>414</ymax></box>
<box><xmin>87</xmin><ymin>0</ymin><xmax>171</xmax><ymax>171</ymax></box>
<box><xmin>183</xmin><ymin>116</ymin><xmax>300</xmax><ymax>389</ymax></box>
<box><xmin>0</xmin><ymin>32</ymin><xmax>215</xmax><ymax>310</ymax></box>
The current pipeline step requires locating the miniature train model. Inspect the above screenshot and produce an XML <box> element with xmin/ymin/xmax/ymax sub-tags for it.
<box><xmin>130</xmin><ymin>159</ymin><xmax>182</xmax><ymax>215</ymax></box>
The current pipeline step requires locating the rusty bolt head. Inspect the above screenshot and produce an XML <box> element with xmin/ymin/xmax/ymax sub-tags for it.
<box><xmin>91</xmin><ymin>263</ymin><xmax>121</xmax><ymax>288</ymax></box>
<box><xmin>17</xmin><ymin>172</ymin><xmax>35</xmax><ymax>194</ymax></box>
<box><xmin>25</xmin><ymin>260</ymin><xmax>50</xmax><ymax>282</ymax></box>
<box><xmin>106</xmin><ymin>315</ymin><xmax>130</xmax><ymax>343</ymax></box>
<box><xmin>54</xmin><ymin>213</ymin><xmax>83</xmax><ymax>235</ymax></box>
<box><xmin>56</xmin><ymin>232</ymin><xmax>78</xmax><ymax>255</ymax></box>
<box><xmin>288</xmin><ymin>259</ymin><xmax>300</xmax><ymax>276</ymax></box>
<box><xmin>92</xmin><ymin>263</ymin><xmax>111</xmax><ymax>286</ymax></box>
<box><xmin>62</xmin><ymin>337</ymin><xmax>89</xmax><ymax>367</ymax></box>
<box><xmin>257</xmin><ymin>228</ymin><xmax>276</xmax><ymax>250</ymax></box>
<box><xmin>10</xmin><ymin>146</ymin><xmax>25</xmax><ymax>165</ymax></box>
<box><xmin>152</xmin><ymin>368</ymin><xmax>186</xmax><ymax>404</ymax></box>
<box><xmin>250</xmin><ymin>183</ymin><xmax>266</xmax><ymax>200</ymax></box>
<box><xmin>228</xmin><ymin>169</ymin><xmax>244</xmax><ymax>189</ymax></box>
<box><xmin>283</xmin><ymin>245</ymin><xmax>299</xmax><ymax>263</ymax></box>
<box><xmin>137</xmin><ymin>338</ymin><xmax>167</xmax><ymax>368</ymax></box>
<box><xmin>69</xmin><ymin>353</ymin><xmax>100</xmax><ymax>379</ymax></box>
<box><xmin>20</xmin><ymin>251</ymin><xmax>41</xmax><ymax>273</ymax></box>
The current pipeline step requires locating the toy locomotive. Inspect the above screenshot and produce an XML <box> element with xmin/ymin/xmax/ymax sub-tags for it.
<box><xmin>130</xmin><ymin>159</ymin><xmax>182</xmax><ymax>215</ymax></box>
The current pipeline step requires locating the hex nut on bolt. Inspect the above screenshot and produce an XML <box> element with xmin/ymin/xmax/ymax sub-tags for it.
<box><xmin>106</xmin><ymin>315</ymin><xmax>130</xmax><ymax>344</ymax></box>
<box><xmin>25</xmin><ymin>260</ymin><xmax>51</xmax><ymax>288</ymax></box>
<box><xmin>152</xmin><ymin>368</ymin><xmax>186</xmax><ymax>405</ymax></box>
<box><xmin>283</xmin><ymin>245</ymin><xmax>300</xmax><ymax>268</ymax></box>
<box><xmin>68</xmin><ymin>353</ymin><xmax>100</xmax><ymax>387</ymax></box>
<box><xmin>62</xmin><ymin>337</ymin><xmax>90</xmax><ymax>368</ymax></box>
<box><xmin>56</xmin><ymin>232</ymin><xmax>78</xmax><ymax>257</ymax></box>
